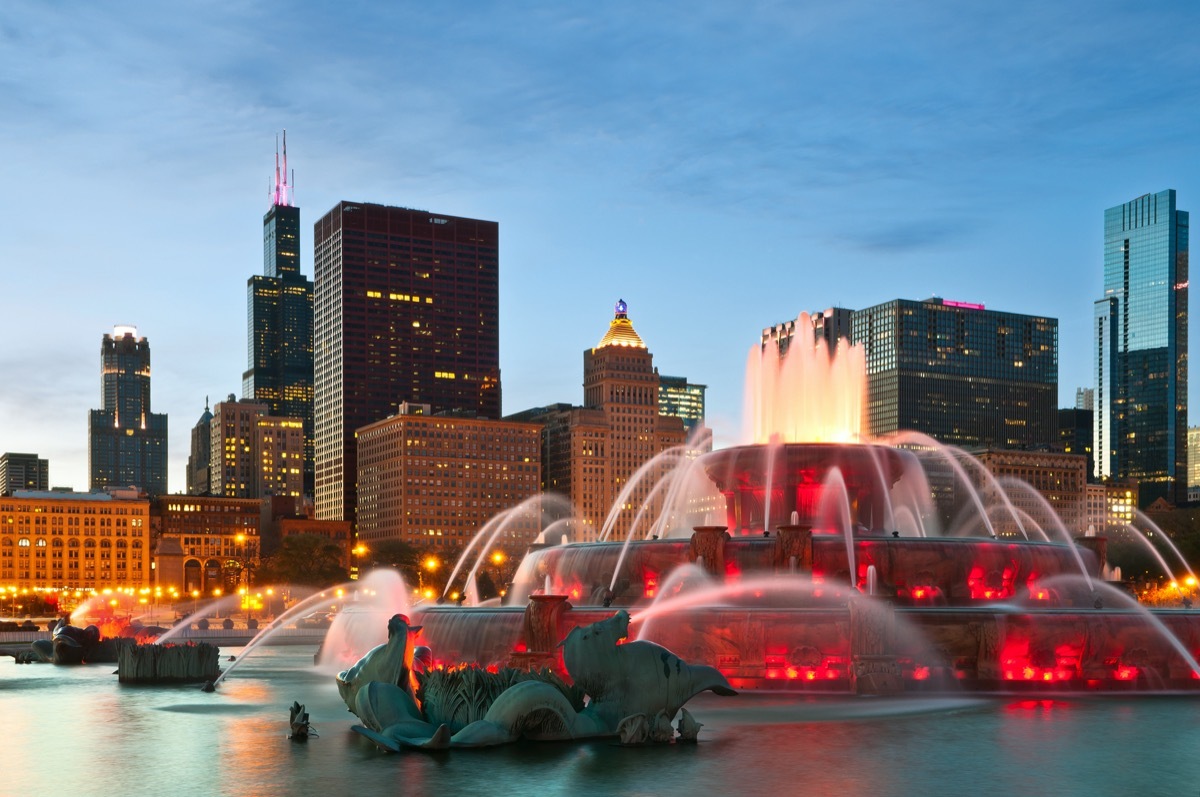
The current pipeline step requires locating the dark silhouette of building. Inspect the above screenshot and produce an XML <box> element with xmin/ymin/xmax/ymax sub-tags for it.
<box><xmin>1059</xmin><ymin>407</ymin><xmax>1095</xmax><ymax>482</ymax></box>
<box><xmin>186</xmin><ymin>399</ymin><xmax>213</xmax><ymax>495</ymax></box>
<box><xmin>313</xmin><ymin>201</ymin><xmax>500</xmax><ymax>522</ymax></box>
<box><xmin>0</xmin><ymin>453</ymin><xmax>48</xmax><ymax>495</ymax></box>
<box><xmin>1094</xmin><ymin>190</ymin><xmax>1188</xmax><ymax>506</ymax></box>
<box><xmin>88</xmin><ymin>326</ymin><xmax>168</xmax><ymax>496</ymax></box>
<box><xmin>242</xmin><ymin>132</ymin><xmax>314</xmax><ymax>493</ymax></box>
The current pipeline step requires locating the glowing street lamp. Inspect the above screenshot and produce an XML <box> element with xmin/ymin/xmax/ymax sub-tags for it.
<box><xmin>419</xmin><ymin>555</ymin><xmax>440</xmax><ymax>592</ymax></box>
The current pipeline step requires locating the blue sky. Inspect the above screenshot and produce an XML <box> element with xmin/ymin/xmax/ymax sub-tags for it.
<box><xmin>2</xmin><ymin>1</ymin><xmax>1199</xmax><ymax>492</ymax></box>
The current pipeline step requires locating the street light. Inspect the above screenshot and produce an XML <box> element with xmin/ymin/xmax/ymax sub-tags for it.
<box><xmin>419</xmin><ymin>555</ymin><xmax>440</xmax><ymax>593</ymax></box>
<box><xmin>490</xmin><ymin>550</ymin><xmax>508</xmax><ymax>598</ymax></box>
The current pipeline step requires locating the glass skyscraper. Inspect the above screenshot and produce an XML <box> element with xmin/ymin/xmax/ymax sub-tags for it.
<box><xmin>1094</xmin><ymin>189</ymin><xmax>1188</xmax><ymax>505</ymax></box>
<box><xmin>658</xmin><ymin>375</ymin><xmax>707</xmax><ymax>438</ymax></box>
<box><xmin>88</xmin><ymin>326</ymin><xmax>168</xmax><ymax>495</ymax></box>
<box><xmin>242</xmin><ymin>133</ymin><xmax>314</xmax><ymax>493</ymax></box>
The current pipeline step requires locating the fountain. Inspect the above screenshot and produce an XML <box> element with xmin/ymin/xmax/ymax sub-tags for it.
<box><xmin>395</xmin><ymin>313</ymin><xmax>1200</xmax><ymax>694</ymax></box>
<box><xmin>338</xmin><ymin>611</ymin><xmax>734</xmax><ymax>749</ymax></box>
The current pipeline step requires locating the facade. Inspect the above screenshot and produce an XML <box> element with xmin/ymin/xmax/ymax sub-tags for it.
<box><xmin>972</xmin><ymin>449</ymin><xmax>1088</xmax><ymax>537</ymax></box>
<box><xmin>0</xmin><ymin>453</ymin><xmax>49</xmax><ymax>495</ymax></box>
<box><xmin>511</xmin><ymin>301</ymin><xmax>688</xmax><ymax>542</ymax></box>
<box><xmin>0</xmin><ymin>489</ymin><xmax>151</xmax><ymax>590</ymax></box>
<box><xmin>242</xmin><ymin>134</ymin><xmax>314</xmax><ymax>493</ymax></box>
<box><xmin>1085</xmin><ymin>483</ymin><xmax>1108</xmax><ymax>535</ymax></box>
<box><xmin>658</xmin><ymin>375</ymin><xmax>707</xmax><ymax>439</ymax></box>
<box><xmin>763</xmin><ymin>307</ymin><xmax>854</xmax><ymax>357</ymax></box>
<box><xmin>1058</xmin><ymin>408</ymin><xmax>1095</xmax><ymax>483</ymax></box>
<box><xmin>151</xmin><ymin>496</ymin><xmax>260</xmax><ymax>596</ymax></box>
<box><xmin>208</xmin><ymin>395</ymin><xmax>304</xmax><ymax>499</ymax></box>
<box><xmin>313</xmin><ymin>201</ymin><xmax>501</xmax><ymax>523</ymax></box>
<box><xmin>186</xmin><ymin>400</ymin><xmax>213</xmax><ymax>495</ymax></box>
<box><xmin>356</xmin><ymin>403</ymin><xmax>541</xmax><ymax>550</ymax></box>
<box><xmin>1105</xmin><ymin>484</ymin><xmax>1138</xmax><ymax>538</ymax></box>
<box><xmin>1075</xmin><ymin>388</ymin><xmax>1094</xmax><ymax>411</ymax></box>
<box><xmin>851</xmin><ymin>298</ymin><xmax>1058</xmax><ymax>449</ymax></box>
<box><xmin>88</xmin><ymin>326</ymin><xmax>168</xmax><ymax>496</ymax></box>
<box><xmin>1094</xmin><ymin>190</ymin><xmax>1189</xmax><ymax>505</ymax></box>
<box><xmin>1189</xmin><ymin>426</ymin><xmax>1200</xmax><ymax>491</ymax></box>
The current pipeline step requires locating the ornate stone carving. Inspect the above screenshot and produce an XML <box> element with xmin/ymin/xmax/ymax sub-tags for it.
<box><xmin>689</xmin><ymin>526</ymin><xmax>730</xmax><ymax>577</ymax></box>
<box><xmin>340</xmin><ymin>611</ymin><xmax>736</xmax><ymax>750</ymax></box>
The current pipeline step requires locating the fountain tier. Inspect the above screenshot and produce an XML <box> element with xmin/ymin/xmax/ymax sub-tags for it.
<box><xmin>411</xmin><ymin>442</ymin><xmax>1200</xmax><ymax>694</ymax></box>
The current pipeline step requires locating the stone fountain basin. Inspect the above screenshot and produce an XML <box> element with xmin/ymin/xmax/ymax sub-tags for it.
<box><xmin>413</xmin><ymin>602</ymin><xmax>1200</xmax><ymax>693</ymax></box>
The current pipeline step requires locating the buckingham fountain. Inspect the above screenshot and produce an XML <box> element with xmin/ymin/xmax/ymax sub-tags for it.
<box><xmin>364</xmin><ymin>312</ymin><xmax>1200</xmax><ymax>701</ymax></box>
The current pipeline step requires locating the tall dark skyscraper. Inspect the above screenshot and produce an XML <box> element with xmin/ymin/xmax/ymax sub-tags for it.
<box><xmin>852</xmin><ymin>298</ymin><xmax>1058</xmax><ymax>449</ymax></box>
<box><xmin>88</xmin><ymin>326</ymin><xmax>168</xmax><ymax>495</ymax></box>
<box><xmin>313</xmin><ymin>201</ymin><xmax>500</xmax><ymax>522</ymax></box>
<box><xmin>1094</xmin><ymin>189</ymin><xmax>1188</xmax><ymax>506</ymax></box>
<box><xmin>242</xmin><ymin>132</ymin><xmax>314</xmax><ymax>492</ymax></box>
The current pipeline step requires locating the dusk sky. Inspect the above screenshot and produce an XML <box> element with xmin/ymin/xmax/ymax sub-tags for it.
<box><xmin>3</xmin><ymin>2</ymin><xmax>1199</xmax><ymax>493</ymax></box>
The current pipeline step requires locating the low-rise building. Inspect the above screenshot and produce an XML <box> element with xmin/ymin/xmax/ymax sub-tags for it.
<box><xmin>151</xmin><ymin>496</ymin><xmax>260</xmax><ymax>596</ymax></box>
<box><xmin>0</xmin><ymin>489</ymin><xmax>151</xmax><ymax>590</ymax></box>
<box><xmin>972</xmin><ymin>449</ymin><xmax>1087</xmax><ymax>537</ymax></box>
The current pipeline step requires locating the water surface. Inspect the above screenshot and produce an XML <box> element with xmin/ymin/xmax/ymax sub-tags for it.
<box><xmin>4</xmin><ymin>647</ymin><xmax>1196</xmax><ymax>796</ymax></box>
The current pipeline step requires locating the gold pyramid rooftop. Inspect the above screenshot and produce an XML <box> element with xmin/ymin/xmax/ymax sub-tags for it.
<box><xmin>594</xmin><ymin>299</ymin><xmax>646</xmax><ymax>350</ymax></box>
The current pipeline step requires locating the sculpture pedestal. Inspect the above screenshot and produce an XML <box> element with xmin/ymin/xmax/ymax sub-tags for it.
<box><xmin>1073</xmin><ymin>535</ymin><xmax>1108</xmax><ymax>579</ymax></box>
<box><xmin>850</xmin><ymin>654</ymin><xmax>903</xmax><ymax>696</ymax></box>
<box><xmin>773</xmin><ymin>524</ymin><xmax>813</xmax><ymax>574</ymax></box>
<box><xmin>690</xmin><ymin>526</ymin><xmax>730</xmax><ymax>578</ymax></box>
<box><xmin>117</xmin><ymin>642</ymin><xmax>221</xmax><ymax>683</ymax></box>
<box><xmin>849</xmin><ymin>600</ymin><xmax>903</xmax><ymax>696</ymax></box>
<box><xmin>514</xmin><ymin>594</ymin><xmax>571</xmax><ymax>673</ymax></box>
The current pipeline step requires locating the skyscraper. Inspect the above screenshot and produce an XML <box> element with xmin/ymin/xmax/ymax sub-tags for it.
<box><xmin>509</xmin><ymin>300</ymin><xmax>688</xmax><ymax>542</ymax></box>
<box><xmin>242</xmin><ymin>132</ymin><xmax>314</xmax><ymax>493</ymax></box>
<box><xmin>208</xmin><ymin>395</ymin><xmax>304</xmax><ymax>499</ymax></box>
<box><xmin>88</xmin><ymin>326</ymin><xmax>168</xmax><ymax>495</ymax></box>
<box><xmin>313</xmin><ymin>201</ymin><xmax>501</xmax><ymax>522</ymax></box>
<box><xmin>852</xmin><ymin>298</ymin><xmax>1058</xmax><ymax>448</ymax></box>
<box><xmin>1094</xmin><ymin>190</ymin><xmax>1188</xmax><ymax>505</ymax></box>
<box><xmin>186</xmin><ymin>399</ymin><xmax>213</xmax><ymax>495</ymax></box>
<box><xmin>658</xmin><ymin>375</ymin><xmax>707</xmax><ymax>438</ymax></box>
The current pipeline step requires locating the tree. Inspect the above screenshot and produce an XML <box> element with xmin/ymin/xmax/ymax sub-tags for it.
<box><xmin>363</xmin><ymin>539</ymin><xmax>423</xmax><ymax>587</ymax></box>
<box><xmin>256</xmin><ymin>534</ymin><xmax>349</xmax><ymax>587</ymax></box>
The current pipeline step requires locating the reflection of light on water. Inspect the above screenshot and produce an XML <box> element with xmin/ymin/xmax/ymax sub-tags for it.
<box><xmin>5</xmin><ymin>648</ymin><xmax>1200</xmax><ymax>795</ymax></box>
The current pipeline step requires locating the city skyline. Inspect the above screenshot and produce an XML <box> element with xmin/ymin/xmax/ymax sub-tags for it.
<box><xmin>3</xmin><ymin>3</ymin><xmax>1200</xmax><ymax>492</ymax></box>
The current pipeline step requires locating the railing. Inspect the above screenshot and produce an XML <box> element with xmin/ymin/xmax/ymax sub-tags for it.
<box><xmin>0</xmin><ymin>627</ymin><xmax>326</xmax><ymax>646</ymax></box>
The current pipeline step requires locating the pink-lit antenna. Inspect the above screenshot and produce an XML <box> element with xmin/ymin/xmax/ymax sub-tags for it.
<box><xmin>271</xmin><ymin>131</ymin><xmax>294</xmax><ymax>207</ymax></box>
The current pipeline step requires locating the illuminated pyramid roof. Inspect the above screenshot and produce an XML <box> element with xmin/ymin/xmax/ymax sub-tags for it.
<box><xmin>595</xmin><ymin>299</ymin><xmax>647</xmax><ymax>350</ymax></box>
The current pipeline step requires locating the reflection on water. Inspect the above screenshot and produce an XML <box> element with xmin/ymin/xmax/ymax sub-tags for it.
<box><xmin>5</xmin><ymin>647</ymin><xmax>1200</xmax><ymax>796</ymax></box>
